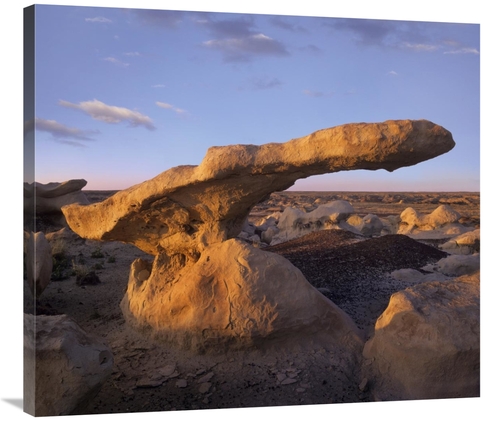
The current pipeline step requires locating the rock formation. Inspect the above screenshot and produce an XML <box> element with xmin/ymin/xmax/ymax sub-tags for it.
<box><xmin>271</xmin><ymin>200</ymin><xmax>355</xmax><ymax>244</ymax></box>
<box><xmin>24</xmin><ymin>313</ymin><xmax>114</xmax><ymax>416</ymax></box>
<box><xmin>121</xmin><ymin>239</ymin><xmax>364</xmax><ymax>352</ymax></box>
<box><xmin>24</xmin><ymin>231</ymin><xmax>53</xmax><ymax>298</ymax></box>
<box><xmin>62</xmin><ymin>119</ymin><xmax>455</xmax><ymax>350</ymax></box>
<box><xmin>24</xmin><ymin>179</ymin><xmax>90</xmax><ymax>227</ymax></box>
<box><xmin>362</xmin><ymin>272</ymin><xmax>479</xmax><ymax>401</ymax></box>
<box><xmin>398</xmin><ymin>204</ymin><xmax>463</xmax><ymax>235</ymax></box>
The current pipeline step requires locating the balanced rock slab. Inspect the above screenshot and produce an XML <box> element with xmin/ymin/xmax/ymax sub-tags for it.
<box><xmin>362</xmin><ymin>272</ymin><xmax>479</xmax><ymax>401</ymax></box>
<box><xmin>62</xmin><ymin>120</ymin><xmax>455</xmax><ymax>257</ymax></box>
<box><xmin>62</xmin><ymin>120</ymin><xmax>455</xmax><ymax>350</ymax></box>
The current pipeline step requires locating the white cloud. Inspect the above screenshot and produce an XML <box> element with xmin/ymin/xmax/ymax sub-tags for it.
<box><xmin>444</xmin><ymin>47</ymin><xmax>480</xmax><ymax>55</ymax></box>
<box><xmin>202</xmin><ymin>33</ymin><xmax>289</xmax><ymax>62</ymax></box>
<box><xmin>123</xmin><ymin>52</ymin><xmax>141</xmax><ymax>57</ymax></box>
<box><xmin>34</xmin><ymin>118</ymin><xmax>99</xmax><ymax>146</ymax></box>
<box><xmin>59</xmin><ymin>99</ymin><xmax>156</xmax><ymax>130</ymax></box>
<box><xmin>388</xmin><ymin>70</ymin><xmax>398</xmax><ymax>76</ymax></box>
<box><xmin>85</xmin><ymin>17</ymin><xmax>112</xmax><ymax>23</ymax></box>
<box><xmin>103</xmin><ymin>57</ymin><xmax>130</xmax><ymax>67</ymax></box>
<box><xmin>152</xmin><ymin>84</ymin><xmax>166</xmax><ymax>88</ymax></box>
<box><xmin>156</xmin><ymin>101</ymin><xmax>186</xmax><ymax>114</ymax></box>
<box><xmin>401</xmin><ymin>42</ymin><xmax>440</xmax><ymax>52</ymax></box>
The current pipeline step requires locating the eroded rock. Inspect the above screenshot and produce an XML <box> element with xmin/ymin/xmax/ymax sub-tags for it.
<box><xmin>121</xmin><ymin>239</ymin><xmax>364</xmax><ymax>352</ymax></box>
<box><xmin>62</xmin><ymin>119</ymin><xmax>455</xmax><ymax>350</ymax></box>
<box><xmin>24</xmin><ymin>231</ymin><xmax>53</xmax><ymax>298</ymax></box>
<box><xmin>23</xmin><ymin>313</ymin><xmax>114</xmax><ymax>416</ymax></box>
<box><xmin>24</xmin><ymin>179</ymin><xmax>89</xmax><ymax>216</ymax></box>
<box><xmin>362</xmin><ymin>272</ymin><xmax>479</xmax><ymax>401</ymax></box>
<box><xmin>62</xmin><ymin>120</ymin><xmax>455</xmax><ymax>257</ymax></box>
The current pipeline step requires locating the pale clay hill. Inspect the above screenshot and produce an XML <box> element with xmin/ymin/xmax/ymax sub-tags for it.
<box><xmin>23</xmin><ymin>120</ymin><xmax>479</xmax><ymax>415</ymax></box>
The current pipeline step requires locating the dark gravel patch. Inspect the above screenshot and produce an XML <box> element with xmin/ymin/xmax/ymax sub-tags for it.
<box><xmin>266</xmin><ymin>230</ymin><xmax>449</xmax><ymax>333</ymax></box>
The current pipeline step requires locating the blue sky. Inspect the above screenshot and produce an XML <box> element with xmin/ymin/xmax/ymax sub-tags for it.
<box><xmin>27</xmin><ymin>1</ymin><xmax>481</xmax><ymax>192</ymax></box>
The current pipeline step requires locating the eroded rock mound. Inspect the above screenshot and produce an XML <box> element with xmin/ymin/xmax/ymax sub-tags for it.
<box><xmin>121</xmin><ymin>239</ymin><xmax>364</xmax><ymax>352</ymax></box>
<box><xmin>24</xmin><ymin>313</ymin><xmax>114</xmax><ymax>416</ymax></box>
<box><xmin>62</xmin><ymin>120</ymin><xmax>455</xmax><ymax>350</ymax></box>
<box><xmin>362</xmin><ymin>272</ymin><xmax>479</xmax><ymax>401</ymax></box>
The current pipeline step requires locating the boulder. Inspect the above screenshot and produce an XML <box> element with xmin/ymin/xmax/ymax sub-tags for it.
<box><xmin>362</xmin><ymin>272</ymin><xmax>479</xmax><ymax>401</ymax></box>
<box><xmin>273</xmin><ymin>200</ymin><xmax>355</xmax><ymax>243</ymax></box>
<box><xmin>121</xmin><ymin>239</ymin><xmax>364</xmax><ymax>352</ymax></box>
<box><xmin>360</xmin><ymin>213</ymin><xmax>384</xmax><ymax>237</ymax></box>
<box><xmin>423</xmin><ymin>254</ymin><xmax>480</xmax><ymax>277</ymax></box>
<box><xmin>62</xmin><ymin>119</ymin><xmax>455</xmax><ymax>349</ymax></box>
<box><xmin>399</xmin><ymin>204</ymin><xmax>462</xmax><ymax>235</ymax></box>
<box><xmin>25</xmin><ymin>231</ymin><xmax>53</xmax><ymax>298</ymax></box>
<box><xmin>440</xmin><ymin>229</ymin><xmax>480</xmax><ymax>254</ymax></box>
<box><xmin>23</xmin><ymin>313</ymin><xmax>114</xmax><ymax>416</ymax></box>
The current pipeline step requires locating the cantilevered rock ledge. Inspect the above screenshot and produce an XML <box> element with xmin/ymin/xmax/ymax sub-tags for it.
<box><xmin>61</xmin><ymin>119</ymin><xmax>455</xmax><ymax>352</ymax></box>
<box><xmin>62</xmin><ymin>120</ymin><xmax>454</xmax><ymax>257</ymax></box>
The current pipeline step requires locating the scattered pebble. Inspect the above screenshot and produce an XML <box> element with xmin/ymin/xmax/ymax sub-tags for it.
<box><xmin>175</xmin><ymin>379</ymin><xmax>188</xmax><ymax>388</ymax></box>
<box><xmin>198</xmin><ymin>382</ymin><xmax>211</xmax><ymax>394</ymax></box>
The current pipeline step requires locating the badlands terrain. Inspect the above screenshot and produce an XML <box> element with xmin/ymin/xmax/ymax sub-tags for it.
<box><xmin>25</xmin><ymin>189</ymin><xmax>480</xmax><ymax>415</ymax></box>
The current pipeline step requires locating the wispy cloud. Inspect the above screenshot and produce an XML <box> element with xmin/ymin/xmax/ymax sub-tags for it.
<box><xmin>123</xmin><ymin>51</ymin><xmax>141</xmax><ymax>57</ymax></box>
<box><xmin>34</xmin><ymin>118</ymin><xmax>99</xmax><ymax>147</ymax></box>
<box><xmin>198</xmin><ymin>15</ymin><xmax>290</xmax><ymax>62</ymax></box>
<box><xmin>325</xmin><ymin>17</ymin><xmax>477</xmax><ymax>55</ymax></box>
<box><xmin>400</xmin><ymin>42</ymin><xmax>440</xmax><ymax>52</ymax></box>
<box><xmin>59</xmin><ymin>99</ymin><xmax>156</xmax><ymax>130</ymax></box>
<box><xmin>444</xmin><ymin>47</ymin><xmax>480</xmax><ymax>55</ymax></box>
<box><xmin>152</xmin><ymin>84</ymin><xmax>166</xmax><ymax>88</ymax></box>
<box><xmin>249</xmin><ymin>77</ymin><xmax>283</xmax><ymax>90</ymax></box>
<box><xmin>387</xmin><ymin>70</ymin><xmax>398</xmax><ymax>76</ymax></box>
<box><xmin>269</xmin><ymin>16</ymin><xmax>308</xmax><ymax>34</ymax></box>
<box><xmin>103</xmin><ymin>57</ymin><xmax>130</xmax><ymax>67</ymax></box>
<box><xmin>156</xmin><ymin>101</ymin><xmax>187</xmax><ymax>114</ymax></box>
<box><xmin>131</xmin><ymin>9</ymin><xmax>184</xmax><ymax>28</ymax></box>
<box><xmin>85</xmin><ymin>16</ymin><xmax>112</xmax><ymax>23</ymax></box>
<box><xmin>302</xmin><ymin>89</ymin><xmax>334</xmax><ymax>98</ymax></box>
<box><xmin>203</xmin><ymin>33</ymin><xmax>289</xmax><ymax>62</ymax></box>
<box><xmin>298</xmin><ymin>44</ymin><xmax>323</xmax><ymax>55</ymax></box>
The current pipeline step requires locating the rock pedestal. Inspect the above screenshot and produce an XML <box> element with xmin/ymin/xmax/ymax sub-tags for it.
<box><xmin>121</xmin><ymin>239</ymin><xmax>364</xmax><ymax>352</ymax></box>
<box><xmin>62</xmin><ymin>120</ymin><xmax>455</xmax><ymax>351</ymax></box>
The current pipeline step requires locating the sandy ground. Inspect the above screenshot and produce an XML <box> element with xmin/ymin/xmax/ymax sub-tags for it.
<box><xmin>24</xmin><ymin>191</ymin><xmax>479</xmax><ymax>416</ymax></box>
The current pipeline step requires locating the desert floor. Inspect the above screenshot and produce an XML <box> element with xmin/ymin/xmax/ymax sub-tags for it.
<box><xmin>25</xmin><ymin>191</ymin><xmax>480</xmax><ymax>415</ymax></box>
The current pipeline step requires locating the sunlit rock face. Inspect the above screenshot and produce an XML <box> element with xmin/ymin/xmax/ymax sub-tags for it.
<box><xmin>362</xmin><ymin>272</ymin><xmax>479</xmax><ymax>401</ymax></box>
<box><xmin>62</xmin><ymin>120</ymin><xmax>454</xmax><ymax>257</ymax></box>
<box><xmin>62</xmin><ymin>119</ymin><xmax>455</xmax><ymax>351</ymax></box>
<box><xmin>121</xmin><ymin>239</ymin><xmax>364</xmax><ymax>352</ymax></box>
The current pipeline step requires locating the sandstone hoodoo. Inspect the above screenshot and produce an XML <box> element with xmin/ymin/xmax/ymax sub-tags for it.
<box><xmin>62</xmin><ymin>119</ymin><xmax>455</xmax><ymax>351</ymax></box>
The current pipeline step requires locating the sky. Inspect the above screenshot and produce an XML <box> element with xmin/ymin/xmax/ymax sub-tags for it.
<box><xmin>26</xmin><ymin>1</ymin><xmax>481</xmax><ymax>192</ymax></box>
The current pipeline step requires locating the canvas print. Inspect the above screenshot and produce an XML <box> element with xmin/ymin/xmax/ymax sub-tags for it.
<box><xmin>23</xmin><ymin>3</ymin><xmax>480</xmax><ymax>417</ymax></box>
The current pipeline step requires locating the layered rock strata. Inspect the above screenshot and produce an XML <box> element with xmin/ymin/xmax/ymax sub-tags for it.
<box><xmin>62</xmin><ymin>119</ymin><xmax>455</xmax><ymax>350</ymax></box>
